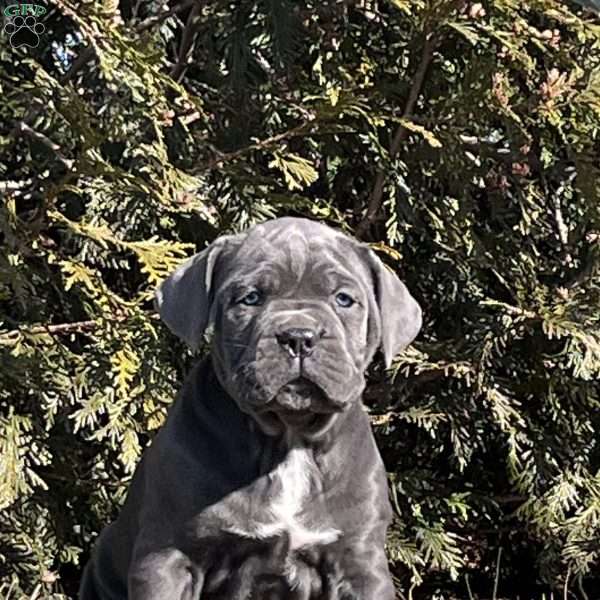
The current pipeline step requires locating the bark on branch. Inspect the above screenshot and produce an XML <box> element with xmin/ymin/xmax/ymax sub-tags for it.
<box><xmin>170</xmin><ymin>2</ymin><xmax>202</xmax><ymax>81</ymax></box>
<box><xmin>0</xmin><ymin>314</ymin><xmax>160</xmax><ymax>345</ymax></box>
<box><xmin>356</xmin><ymin>33</ymin><xmax>437</xmax><ymax>239</ymax></box>
<box><xmin>0</xmin><ymin>319</ymin><xmax>99</xmax><ymax>345</ymax></box>
<box><xmin>199</xmin><ymin>121</ymin><xmax>314</xmax><ymax>172</ymax></box>
<box><xmin>16</xmin><ymin>122</ymin><xmax>74</xmax><ymax>170</ymax></box>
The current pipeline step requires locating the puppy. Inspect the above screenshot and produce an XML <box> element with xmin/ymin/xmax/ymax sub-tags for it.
<box><xmin>79</xmin><ymin>217</ymin><xmax>421</xmax><ymax>600</ymax></box>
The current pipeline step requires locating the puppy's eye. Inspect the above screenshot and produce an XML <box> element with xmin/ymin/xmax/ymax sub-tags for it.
<box><xmin>239</xmin><ymin>290</ymin><xmax>263</xmax><ymax>306</ymax></box>
<box><xmin>335</xmin><ymin>292</ymin><xmax>355</xmax><ymax>308</ymax></box>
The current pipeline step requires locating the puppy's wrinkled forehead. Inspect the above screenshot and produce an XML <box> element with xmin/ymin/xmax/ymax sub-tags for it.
<box><xmin>223</xmin><ymin>218</ymin><xmax>364</xmax><ymax>285</ymax></box>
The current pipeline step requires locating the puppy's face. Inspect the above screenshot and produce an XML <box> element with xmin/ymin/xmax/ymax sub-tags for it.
<box><xmin>156</xmin><ymin>218</ymin><xmax>422</xmax><ymax>439</ymax></box>
<box><xmin>210</xmin><ymin>224</ymin><xmax>374</xmax><ymax>437</ymax></box>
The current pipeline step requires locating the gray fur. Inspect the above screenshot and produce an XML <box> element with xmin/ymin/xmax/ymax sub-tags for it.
<box><xmin>80</xmin><ymin>217</ymin><xmax>422</xmax><ymax>600</ymax></box>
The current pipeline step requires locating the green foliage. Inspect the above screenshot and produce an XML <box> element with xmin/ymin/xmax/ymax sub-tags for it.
<box><xmin>1</xmin><ymin>0</ymin><xmax>599</xmax><ymax>598</ymax></box>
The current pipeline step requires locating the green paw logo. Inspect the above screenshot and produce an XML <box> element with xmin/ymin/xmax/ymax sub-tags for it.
<box><xmin>3</xmin><ymin>4</ymin><xmax>46</xmax><ymax>49</ymax></box>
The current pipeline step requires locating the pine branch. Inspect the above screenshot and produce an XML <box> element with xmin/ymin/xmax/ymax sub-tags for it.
<box><xmin>356</xmin><ymin>32</ymin><xmax>437</xmax><ymax>239</ymax></box>
<box><xmin>9</xmin><ymin>0</ymin><xmax>201</xmax><ymax>143</ymax></box>
<box><xmin>8</xmin><ymin>48</ymin><xmax>93</xmax><ymax>143</ymax></box>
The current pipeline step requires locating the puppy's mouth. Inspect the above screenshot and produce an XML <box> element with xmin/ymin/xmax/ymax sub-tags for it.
<box><xmin>256</xmin><ymin>378</ymin><xmax>341</xmax><ymax>434</ymax></box>
<box><xmin>275</xmin><ymin>378</ymin><xmax>324</xmax><ymax>408</ymax></box>
<box><xmin>276</xmin><ymin>409</ymin><xmax>320</xmax><ymax>428</ymax></box>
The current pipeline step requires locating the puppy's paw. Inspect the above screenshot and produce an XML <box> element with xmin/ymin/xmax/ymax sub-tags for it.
<box><xmin>310</xmin><ymin>550</ymin><xmax>358</xmax><ymax>600</ymax></box>
<box><xmin>338</xmin><ymin>581</ymin><xmax>360</xmax><ymax>600</ymax></box>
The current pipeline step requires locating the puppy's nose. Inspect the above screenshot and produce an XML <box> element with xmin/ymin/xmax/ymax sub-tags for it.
<box><xmin>276</xmin><ymin>327</ymin><xmax>318</xmax><ymax>358</ymax></box>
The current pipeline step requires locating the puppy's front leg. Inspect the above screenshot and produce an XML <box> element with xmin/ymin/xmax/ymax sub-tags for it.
<box><xmin>128</xmin><ymin>547</ymin><xmax>203</xmax><ymax>600</ymax></box>
<box><xmin>329</xmin><ymin>541</ymin><xmax>395</xmax><ymax>600</ymax></box>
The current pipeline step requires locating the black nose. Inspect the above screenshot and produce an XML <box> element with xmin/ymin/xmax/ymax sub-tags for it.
<box><xmin>276</xmin><ymin>327</ymin><xmax>318</xmax><ymax>358</ymax></box>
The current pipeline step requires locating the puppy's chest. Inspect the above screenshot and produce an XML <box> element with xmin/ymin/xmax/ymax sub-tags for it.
<box><xmin>228</xmin><ymin>445</ymin><xmax>341</xmax><ymax>551</ymax></box>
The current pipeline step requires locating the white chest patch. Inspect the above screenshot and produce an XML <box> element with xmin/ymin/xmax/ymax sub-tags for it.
<box><xmin>261</xmin><ymin>444</ymin><xmax>340</xmax><ymax>550</ymax></box>
<box><xmin>226</xmin><ymin>441</ymin><xmax>341</xmax><ymax>552</ymax></box>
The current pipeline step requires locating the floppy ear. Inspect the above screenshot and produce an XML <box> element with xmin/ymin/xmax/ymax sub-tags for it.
<box><xmin>364</xmin><ymin>248</ymin><xmax>422</xmax><ymax>368</ymax></box>
<box><xmin>154</xmin><ymin>235</ymin><xmax>239</xmax><ymax>350</ymax></box>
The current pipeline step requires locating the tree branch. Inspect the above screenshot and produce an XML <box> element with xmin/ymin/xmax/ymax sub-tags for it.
<box><xmin>170</xmin><ymin>2</ymin><xmax>202</xmax><ymax>81</ymax></box>
<box><xmin>8</xmin><ymin>46</ymin><xmax>94</xmax><ymax>142</ymax></box>
<box><xmin>356</xmin><ymin>33</ymin><xmax>437</xmax><ymax>239</ymax></box>
<box><xmin>0</xmin><ymin>314</ymin><xmax>160</xmax><ymax>345</ymax></box>
<box><xmin>10</xmin><ymin>0</ymin><xmax>202</xmax><ymax>142</ymax></box>
<box><xmin>16</xmin><ymin>122</ymin><xmax>74</xmax><ymax>169</ymax></box>
<box><xmin>0</xmin><ymin>319</ymin><xmax>99</xmax><ymax>345</ymax></box>
<box><xmin>196</xmin><ymin>120</ymin><xmax>314</xmax><ymax>172</ymax></box>
<box><xmin>137</xmin><ymin>0</ymin><xmax>200</xmax><ymax>33</ymax></box>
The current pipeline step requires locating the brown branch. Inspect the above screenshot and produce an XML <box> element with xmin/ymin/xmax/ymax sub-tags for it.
<box><xmin>0</xmin><ymin>319</ymin><xmax>99</xmax><ymax>344</ymax></box>
<box><xmin>196</xmin><ymin>120</ymin><xmax>314</xmax><ymax>173</ymax></box>
<box><xmin>137</xmin><ymin>0</ymin><xmax>200</xmax><ymax>33</ymax></box>
<box><xmin>356</xmin><ymin>33</ymin><xmax>437</xmax><ymax>239</ymax></box>
<box><xmin>16</xmin><ymin>122</ymin><xmax>74</xmax><ymax>169</ymax></box>
<box><xmin>170</xmin><ymin>2</ymin><xmax>202</xmax><ymax>81</ymax></box>
<box><xmin>0</xmin><ymin>314</ymin><xmax>160</xmax><ymax>345</ymax></box>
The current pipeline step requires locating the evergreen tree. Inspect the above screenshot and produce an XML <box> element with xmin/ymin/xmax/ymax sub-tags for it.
<box><xmin>1</xmin><ymin>1</ymin><xmax>599</xmax><ymax>598</ymax></box>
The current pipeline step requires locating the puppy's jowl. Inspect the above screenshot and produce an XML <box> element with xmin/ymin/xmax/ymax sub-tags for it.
<box><xmin>80</xmin><ymin>217</ymin><xmax>422</xmax><ymax>600</ymax></box>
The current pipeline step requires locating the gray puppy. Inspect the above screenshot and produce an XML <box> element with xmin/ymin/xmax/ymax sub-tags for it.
<box><xmin>79</xmin><ymin>217</ymin><xmax>422</xmax><ymax>600</ymax></box>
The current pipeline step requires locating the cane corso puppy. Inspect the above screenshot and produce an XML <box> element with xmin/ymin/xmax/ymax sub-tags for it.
<box><xmin>79</xmin><ymin>217</ymin><xmax>422</xmax><ymax>600</ymax></box>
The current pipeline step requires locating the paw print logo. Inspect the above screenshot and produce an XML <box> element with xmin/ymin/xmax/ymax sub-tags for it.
<box><xmin>4</xmin><ymin>15</ymin><xmax>45</xmax><ymax>48</ymax></box>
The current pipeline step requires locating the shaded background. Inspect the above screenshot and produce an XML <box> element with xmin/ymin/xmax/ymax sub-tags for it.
<box><xmin>1</xmin><ymin>0</ymin><xmax>600</xmax><ymax>598</ymax></box>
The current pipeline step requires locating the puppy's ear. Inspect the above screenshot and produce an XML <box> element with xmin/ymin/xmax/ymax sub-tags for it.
<box><xmin>363</xmin><ymin>247</ymin><xmax>422</xmax><ymax>368</ymax></box>
<box><xmin>154</xmin><ymin>235</ymin><xmax>241</xmax><ymax>350</ymax></box>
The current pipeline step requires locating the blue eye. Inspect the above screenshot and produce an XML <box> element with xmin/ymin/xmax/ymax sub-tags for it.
<box><xmin>335</xmin><ymin>292</ymin><xmax>355</xmax><ymax>307</ymax></box>
<box><xmin>239</xmin><ymin>290</ymin><xmax>262</xmax><ymax>306</ymax></box>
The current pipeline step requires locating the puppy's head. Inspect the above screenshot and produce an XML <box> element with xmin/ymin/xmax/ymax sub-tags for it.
<box><xmin>155</xmin><ymin>217</ymin><xmax>421</xmax><ymax>439</ymax></box>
